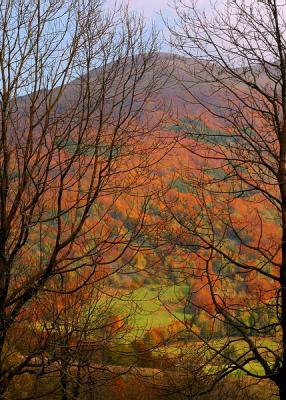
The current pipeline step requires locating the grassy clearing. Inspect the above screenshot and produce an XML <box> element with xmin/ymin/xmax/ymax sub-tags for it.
<box><xmin>98</xmin><ymin>283</ymin><xmax>278</xmax><ymax>380</ymax></box>
<box><xmin>105</xmin><ymin>284</ymin><xmax>188</xmax><ymax>334</ymax></box>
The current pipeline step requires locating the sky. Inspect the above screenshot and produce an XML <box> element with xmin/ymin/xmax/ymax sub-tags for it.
<box><xmin>106</xmin><ymin>0</ymin><xmax>171</xmax><ymax>19</ymax></box>
<box><xmin>104</xmin><ymin>0</ymin><xmax>177</xmax><ymax>39</ymax></box>
<box><xmin>105</xmin><ymin>0</ymin><xmax>216</xmax><ymax>36</ymax></box>
<box><xmin>104</xmin><ymin>0</ymin><xmax>221</xmax><ymax>53</ymax></box>
<box><xmin>104</xmin><ymin>0</ymin><xmax>174</xmax><ymax>51</ymax></box>
<box><xmin>105</xmin><ymin>0</ymin><xmax>216</xmax><ymax>19</ymax></box>
<box><xmin>129</xmin><ymin>0</ymin><xmax>170</xmax><ymax>18</ymax></box>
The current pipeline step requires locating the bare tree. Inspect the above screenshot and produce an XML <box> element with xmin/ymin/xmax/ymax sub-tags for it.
<box><xmin>0</xmin><ymin>0</ymin><xmax>171</xmax><ymax>397</ymax></box>
<box><xmin>162</xmin><ymin>0</ymin><xmax>286</xmax><ymax>398</ymax></box>
<box><xmin>30</xmin><ymin>279</ymin><xmax>131</xmax><ymax>400</ymax></box>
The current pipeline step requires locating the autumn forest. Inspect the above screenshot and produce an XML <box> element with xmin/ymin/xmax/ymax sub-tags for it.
<box><xmin>0</xmin><ymin>0</ymin><xmax>285</xmax><ymax>399</ymax></box>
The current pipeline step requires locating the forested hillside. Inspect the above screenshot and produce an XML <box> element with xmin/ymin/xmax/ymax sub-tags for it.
<box><xmin>0</xmin><ymin>0</ymin><xmax>284</xmax><ymax>399</ymax></box>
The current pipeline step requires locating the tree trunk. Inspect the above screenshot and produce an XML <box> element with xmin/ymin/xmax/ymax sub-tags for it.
<box><xmin>278</xmin><ymin>104</ymin><xmax>286</xmax><ymax>400</ymax></box>
<box><xmin>60</xmin><ymin>361</ymin><xmax>69</xmax><ymax>400</ymax></box>
<box><xmin>72</xmin><ymin>364</ymin><xmax>81</xmax><ymax>400</ymax></box>
<box><xmin>0</xmin><ymin>384</ymin><xmax>6</xmax><ymax>400</ymax></box>
<box><xmin>280</xmin><ymin>240</ymin><xmax>286</xmax><ymax>400</ymax></box>
<box><xmin>0</xmin><ymin>333</ymin><xmax>8</xmax><ymax>400</ymax></box>
<box><xmin>279</xmin><ymin>382</ymin><xmax>286</xmax><ymax>400</ymax></box>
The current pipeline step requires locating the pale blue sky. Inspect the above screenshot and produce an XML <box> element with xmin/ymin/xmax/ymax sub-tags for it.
<box><xmin>105</xmin><ymin>0</ymin><xmax>218</xmax><ymax>35</ymax></box>
<box><xmin>105</xmin><ymin>0</ymin><xmax>172</xmax><ymax>19</ymax></box>
<box><xmin>105</xmin><ymin>0</ymin><xmax>217</xmax><ymax>19</ymax></box>
<box><xmin>105</xmin><ymin>0</ymin><xmax>174</xmax><ymax>49</ymax></box>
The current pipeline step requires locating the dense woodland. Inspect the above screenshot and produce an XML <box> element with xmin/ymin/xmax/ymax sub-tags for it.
<box><xmin>0</xmin><ymin>0</ymin><xmax>285</xmax><ymax>398</ymax></box>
